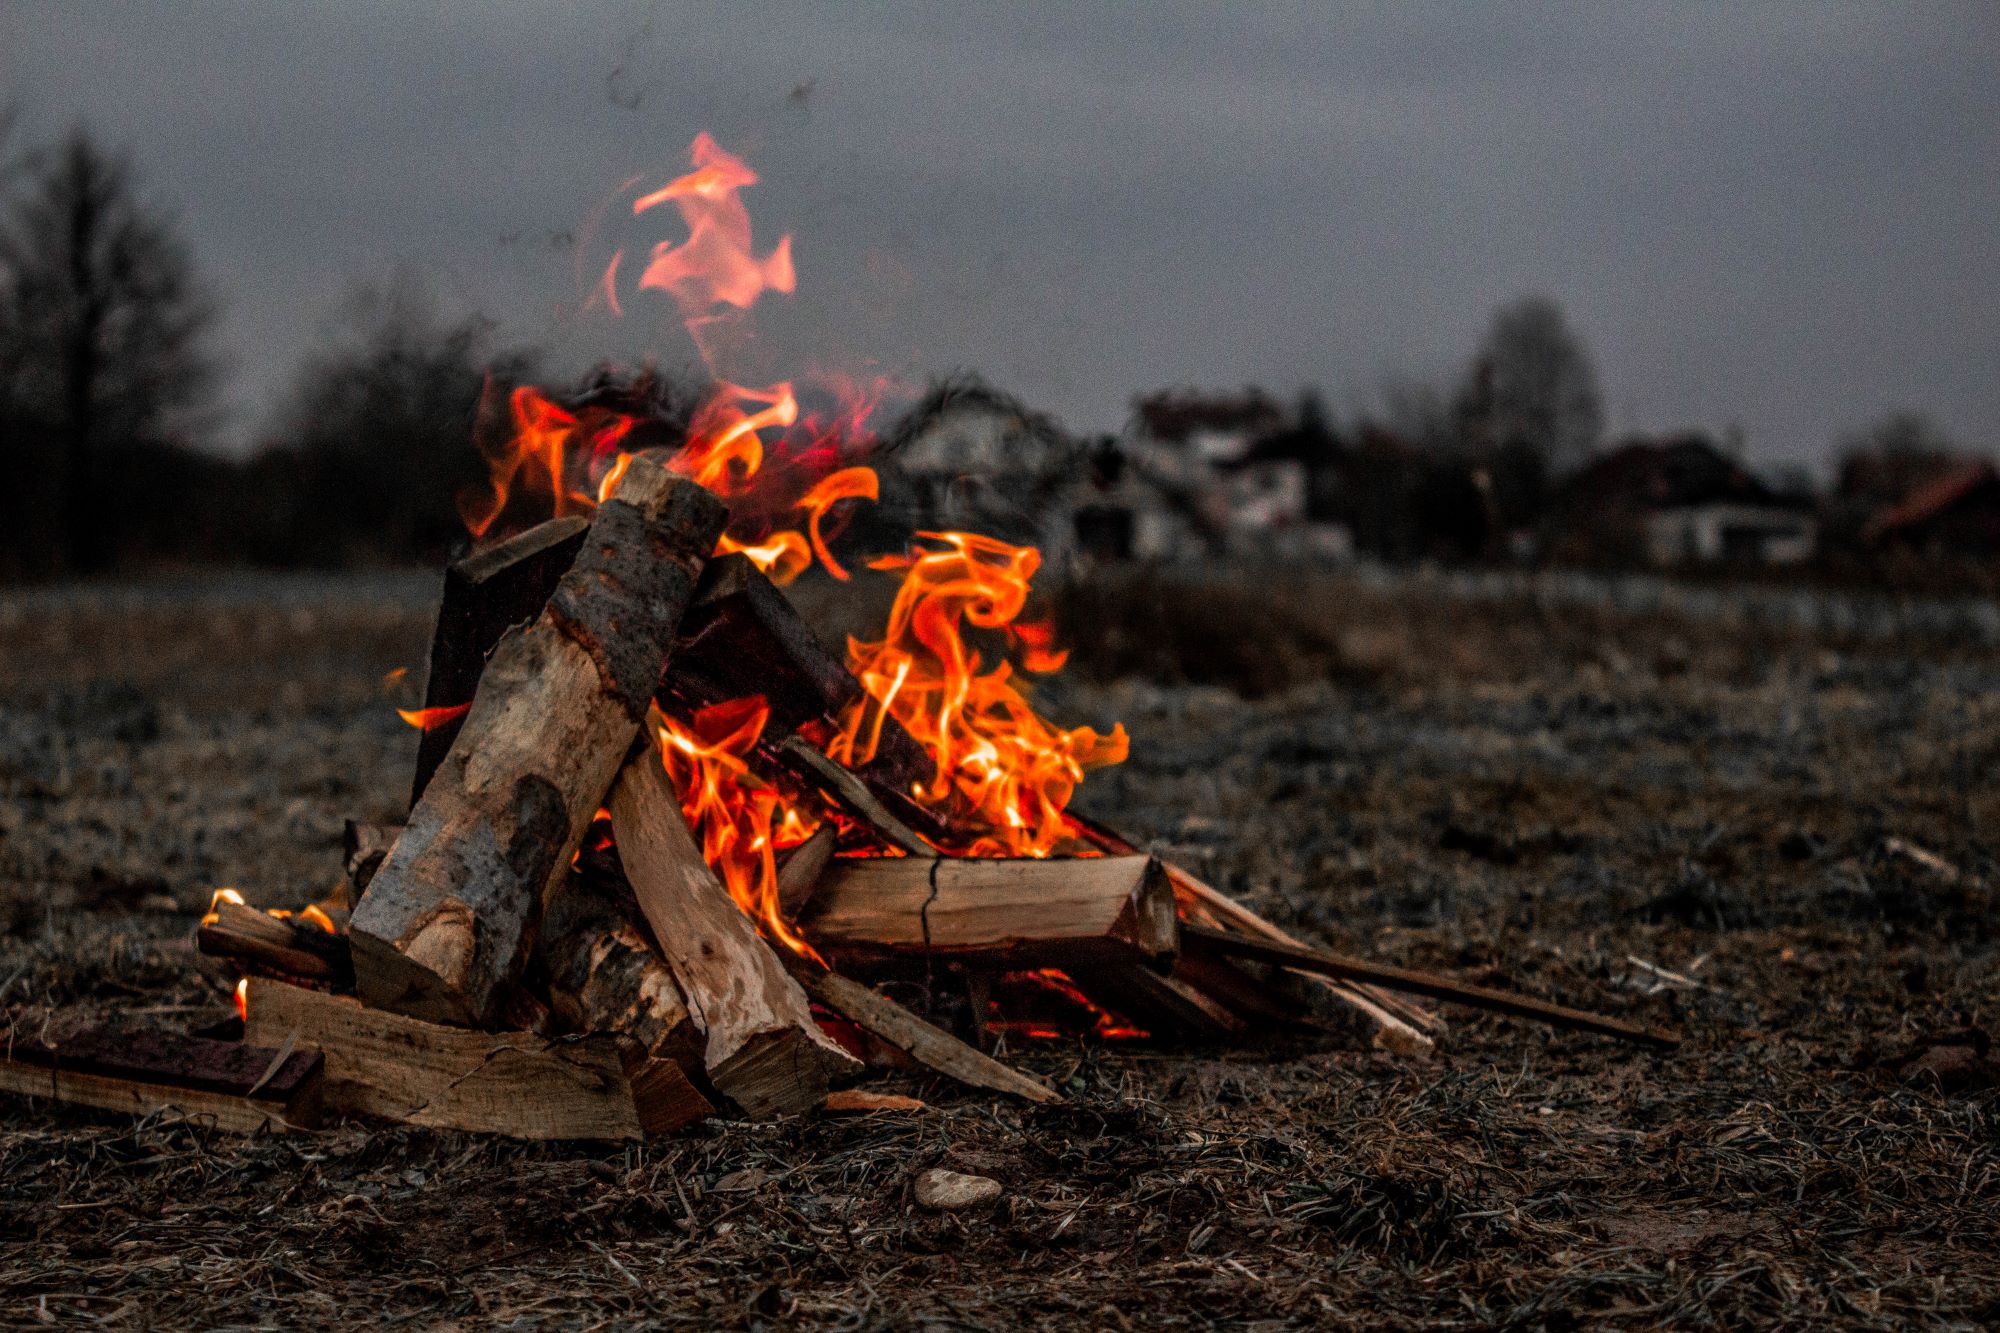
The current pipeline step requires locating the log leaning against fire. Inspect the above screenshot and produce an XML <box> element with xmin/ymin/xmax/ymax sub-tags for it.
<box><xmin>350</xmin><ymin>457</ymin><xmax>727</xmax><ymax>1027</ymax></box>
<box><xmin>607</xmin><ymin>734</ymin><xmax>861</xmax><ymax>1118</ymax></box>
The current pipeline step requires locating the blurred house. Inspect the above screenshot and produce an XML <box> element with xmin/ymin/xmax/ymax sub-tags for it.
<box><xmin>1129</xmin><ymin>389</ymin><xmax>1354</xmax><ymax>559</ymax></box>
<box><xmin>1547</xmin><ymin>435</ymin><xmax>1815</xmax><ymax>568</ymax></box>
<box><xmin>1861</xmin><ymin>459</ymin><xmax>2000</xmax><ymax>559</ymax></box>
<box><xmin>879</xmin><ymin>380</ymin><xmax>1194</xmax><ymax>566</ymax></box>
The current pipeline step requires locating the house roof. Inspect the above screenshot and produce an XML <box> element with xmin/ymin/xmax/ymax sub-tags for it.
<box><xmin>1861</xmin><ymin>459</ymin><xmax>1999</xmax><ymax>543</ymax></box>
<box><xmin>1559</xmin><ymin>436</ymin><xmax>1785</xmax><ymax>512</ymax></box>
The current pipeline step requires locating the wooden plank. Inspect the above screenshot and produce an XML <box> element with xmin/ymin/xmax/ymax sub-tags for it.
<box><xmin>0</xmin><ymin>1024</ymin><xmax>322</xmax><ymax>1133</ymax></box>
<box><xmin>798</xmin><ymin>854</ymin><xmax>1178</xmax><ymax>968</ymax></box>
<box><xmin>608</xmin><ymin>744</ymin><xmax>860</xmax><ymax>1119</ymax></box>
<box><xmin>243</xmin><ymin>978</ymin><xmax>644</xmax><ymax>1140</ymax></box>
<box><xmin>350</xmin><ymin>459</ymin><xmax>726</xmax><ymax>1027</ymax></box>
<box><xmin>794</xmin><ymin>967</ymin><xmax>1061</xmax><ymax>1104</ymax></box>
<box><xmin>410</xmin><ymin>516</ymin><xmax>591</xmax><ymax>806</ymax></box>
<box><xmin>1181</xmin><ymin>925</ymin><xmax>1683</xmax><ymax>1049</ymax></box>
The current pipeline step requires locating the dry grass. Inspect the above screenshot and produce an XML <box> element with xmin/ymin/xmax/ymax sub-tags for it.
<box><xmin>2</xmin><ymin>567</ymin><xmax>1998</xmax><ymax>1328</ymax></box>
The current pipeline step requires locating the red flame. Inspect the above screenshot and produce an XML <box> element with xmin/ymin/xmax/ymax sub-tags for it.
<box><xmin>397</xmin><ymin>702</ymin><xmax>473</xmax><ymax>731</ymax></box>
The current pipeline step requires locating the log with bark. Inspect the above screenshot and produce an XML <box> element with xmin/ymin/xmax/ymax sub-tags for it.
<box><xmin>349</xmin><ymin>458</ymin><xmax>726</xmax><ymax>1027</ymax></box>
<box><xmin>535</xmin><ymin>872</ymin><xmax>714</xmax><ymax>1132</ymax></box>
<box><xmin>0</xmin><ymin>1022</ymin><xmax>324</xmax><ymax>1134</ymax></box>
<box><xmin>243</xmin><ymin>978</ymin><xmax>644</xmax><ymax>1140</ymax></box>
<box><xmin>796</xmin><ymin>853</ymin><xmax>1178</xmax><ymax>969</ymax></box>
<box><xmin>607</xmin><ymin>739</ymin><xmax>860</xmax><ymax>1118</ymax></box>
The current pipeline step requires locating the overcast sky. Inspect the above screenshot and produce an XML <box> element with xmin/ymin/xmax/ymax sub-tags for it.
<box><xmin>4</xmin><ymin>1</ymin><xmax>1996</xmax><ymax>468</ymax></box>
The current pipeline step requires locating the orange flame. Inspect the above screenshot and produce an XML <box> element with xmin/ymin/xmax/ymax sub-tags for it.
<box><xmin>234</xmin><ymin>978</ymin><xmax>248</xmax><ymax>1023</ymax></box>
<box><xmin>832</xmin><ymin>532</ymin><xmax>1127</xmax><ymax>857</ymax></box>
<box><xmin>459</xmin><ymin>135</ymin><xmax>886</xmax><ymax>585</ymax></box>
<box><xmin>397</xmin><ymin>702</ymin><xmax>472</xmax><ymax>731</ymax></box>
<box><xmin>653</xmin><ymin>701</ymin><xmax>823</xmax><ymax>961</ymax></box>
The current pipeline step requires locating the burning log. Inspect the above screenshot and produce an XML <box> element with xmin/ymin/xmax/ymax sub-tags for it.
<box><xmin>535</xmin><ymin>873</ymin><xmax>714</xmax><ymax>1133</ymax></box>
<box><xmin>1083</xmin><ymin>965</ymin><xmax>1244</xmax><ymax>1040</ymax></box>
<box><xmin>608</xmin><ymin>744</ymin><xmax>860</xmax><ymax>1118</ymax></box>
<box><xmin>197</xmin><ymin>898</ymin><xmax>352</xmax><ymax>985</ymax></box>
<box><xmin>409</xmin><ymin>515</ymin><xmax>592</xmax><ymax>807</ymax></box>
<box><xmin>666</xmin><ymin>555</ymin><xmax>949</xmax><ymax>845</ymax></box>
<box><xmin>350</xmin><ymin>458</ymin><xmax>726</xmax><ymax>1027</ymax></box>
<box><xmin>776</xmin><ymin>821</ymin><xmax>837</xmax><ymax>919</ymax></box>
<box><xmin>243</xmin><ymin>978</ymin><xmax>644</xmax><ymax>1140</ymax></box>
<box><xmin>0</xmin><ymin>1023</ymin><xmax>323</xmax><ymax>1134</ymax></box>
<box><xmin>797</xmin><ymin>854</ymin><xmax>1178</xmax><ymax>968</ymax></box>
<box><xmin>775</xmin><ymin>736</ymin><xmax>933</xmax><ymax>856</ymax></box>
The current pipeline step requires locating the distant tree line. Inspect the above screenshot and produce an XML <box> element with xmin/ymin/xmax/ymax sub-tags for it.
<box><xmin>0</xmin><ymin>122</ymin><xmax>1986</xmax><ymax>582</ymax></box>
<box><xmin>0</xmin><ymin>123</ymin><xmax>533</xmax><ymax>578</ymax></box>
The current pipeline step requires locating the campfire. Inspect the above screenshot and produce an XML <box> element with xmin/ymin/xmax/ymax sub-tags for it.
<box><xmin>1</xmin><ymin>135</ymin><xmax>1673</xmax><ymax>1140</ymax></box>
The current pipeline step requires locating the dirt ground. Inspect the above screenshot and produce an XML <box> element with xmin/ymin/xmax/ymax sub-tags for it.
<box><xmin>1</xmin><ymin>568</ymin><xmax>1996</xmax><ymax>1329</ymax></box>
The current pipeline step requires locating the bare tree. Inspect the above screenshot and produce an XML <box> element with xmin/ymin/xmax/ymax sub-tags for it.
<box><xmin>1462</xmin><ymin>295</ymin><xmax>1603</xmax><ymax>469</ymax></box>
<box><xmin>265</xmin><ymin>272</ymin><xmax>534</xmax><ymax>564</ymax></box>
<box><xmin>0</xmin><ymin>128</ymin><xmax>214</xmax><ymax>573</ymax></box>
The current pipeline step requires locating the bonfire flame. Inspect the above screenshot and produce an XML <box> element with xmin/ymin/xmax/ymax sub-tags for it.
<box><xmin>832</xmin><ymin>532</ymin><xmax>1128</xmax><ymax>857</ymax></box>
<box><xmin>437</xmin><ymin>134</ymin><xmax>1129</xmax><ymax>986</ymax></box>
<box><xmin>654</xmin><ymin>700</ymin><xmax>823</xmax><ymax>962</ymax></box>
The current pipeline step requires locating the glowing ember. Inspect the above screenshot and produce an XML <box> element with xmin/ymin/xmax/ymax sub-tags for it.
<box><xmin>989</xmin><ymin>968</ymin><xmax>1148</xmax><ymax>1041</ymax></box>
<box><xmin>831</xmin><ymin>532</ymin><xmax>1127</xmax><ymax>857</ymax></box>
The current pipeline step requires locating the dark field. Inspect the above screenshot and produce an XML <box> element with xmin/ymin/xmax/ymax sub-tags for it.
<box><xmin>1</xmin><ymin>570</ymin><xmax>1997</xmax><ymax>1329</ymax></box>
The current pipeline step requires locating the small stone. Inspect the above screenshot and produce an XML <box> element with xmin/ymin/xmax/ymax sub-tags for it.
<box><xmin>913</xmin><ymin>1167</ymin><xmax>1001</xmax><ymax>1211</ymax></box>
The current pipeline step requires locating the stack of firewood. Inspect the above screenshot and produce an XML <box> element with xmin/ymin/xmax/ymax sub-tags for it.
<box><xmin>3</xmin><ymin>456</ymin><xmax>1674</xmax><ymax>1140</ymax></box>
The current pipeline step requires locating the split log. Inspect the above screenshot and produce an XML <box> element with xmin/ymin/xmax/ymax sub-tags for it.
<box><xmin>798</xmin><ymin>854</ymin><xmax>1178</xmax><ymax>968</ymax></box>
<box><xmin>793</xmin><ymin>966</ymin><xmax>1061</xmax><ymax>1104</ymax></box>
<box><xmin>1182</xmin><ymin>925</ymin><xmax>1682</xmax><ymax>1049</ymax></box>
<box><xmin>243</xmin><ymin>978</ymin><xmax>643</xmax><ymax>1140</ymax></box>
<box><xmin>350</xmin><ymin>459</ymin><xmax>726</xmax><ymax>1027</ymax></box>
<box><xmin>197</xmin><ymin>899</ymin><xmax>352</xmax><ymax>986</ymax></box>
<box><xmin>0</xmin><ymin>1023</ymin><xmax>322</xmax><ymax>1133</ymax></box>
<box><xmin>410</xmin><ymin>516</ymin><xmax>592</xmax><ymax>806</ymax></box>
<box><xmin>776</xmin><ymin>737</ymin><xmax>933</xmax><ymax>856</ymax></box>
<box><xmin>536</xmin><ymin>873</ymin><xmax>714</xmax><ymax>1133</ymax></box>
<box><xmin>608</xmin><ymin>743</ymin><xmax>860</xmax><ymax>1118</ymax></box>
